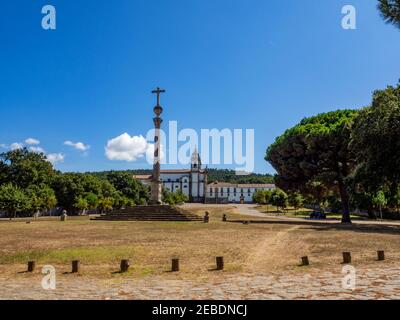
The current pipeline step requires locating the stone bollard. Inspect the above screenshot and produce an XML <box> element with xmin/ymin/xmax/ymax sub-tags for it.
<box><xmin>28</xmin><ymin>261</ymin><xmax>36</xmax><ymax>272</ymax></box>
<box><xmin>172</xmin><ymin>258</ymin><xmax>180</xmax><ymax>272</ymax></box>
<box><xmin>204</xmin><ymin>212</ymin><xmax>210</xmax><ymax>223</ymax></box>
<box><xmin>377</xmin><ymin>250</ymin><xmax>385</xmax><ymax>261</ymax></box>
<box><xmin>60</xmin><ymin>210</ymin><xmax>68</xmax><ymax>222</ymax></box>
<box><xmin>222</xmin><ymin>214</ymin><xmax>227</xmax><ymax>222</ymax></box>
<box><xmin>72</xmin><ymin>260</ymin><xmax>80</xmax><ymax>273</ymax></box>
<box><xmin>301</xmin><ymin>256</ymin><xmax>310</xmax><ymax>266</ymax></box>
<box><xmin>120</xmin><ymin>259</ymin><xmax>130</xmax><ymax>273</ymax></box>
<box><xmin>343</xmin><ymin>252</ymin><xmax>352</xmax><ymax>264</ymax></box>
<box><xmin>216</xmin><ymin>257</ymin><xmax>224</xmax><ymax>271</ymax></box>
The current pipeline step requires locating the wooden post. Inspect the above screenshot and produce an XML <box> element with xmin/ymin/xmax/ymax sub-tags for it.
<box><xmin>72</xmin><ymin>260</ymin><xmax>80</xmax><ymax>273</ymax></box>
<box><xmin>343</xmin><ymin>252</ymin><xmax>351</xmax><ymax>264</ymax></box>
<box><xmin>120</xmin><ymin>259</ymin><xmax>130</xmax><ymax>273</ymax></box>
<box><xmin>27</xmin><ymin>261</ymin><xmax>35</xmax><ymax>272</ymax></box>
<box><xmin>216</xmin><ymin>256</ymin><xmax>224</xmax><ymax>270</ymax></box>
<box><xmin>172</xmin><ymin>258</ymin><xmax>179</xmax><ymax>272</ymax></box>
<box><xmin>204</xmin><ymin>212</ymin><xmax>210</xmax><ymax>223</ymax></box>
<box><xmin>301</xmin><ymin>256</ymin><xmax>309</xmax><ymax>266</ymax></box>
<box><xmin>377</xmin><ymin>250</ymin><xmax>385</xmax><ymax>261</ymax></box>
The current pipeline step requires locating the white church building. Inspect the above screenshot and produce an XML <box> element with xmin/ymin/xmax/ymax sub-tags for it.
<box><xmin>134</xmin><ymin>149</ymin><xmax>275</xmax><ymax>204</ymax></box>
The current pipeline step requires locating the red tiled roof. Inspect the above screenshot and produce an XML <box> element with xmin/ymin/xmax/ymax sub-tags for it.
<box><xmin>237</xmin><ymin>184</ymin><xmax>275</xmax><ymax>188</ymax></box>
<box><xmin>207</xmin><ymin>182</ymin><xmax>275</xmax><ymax>188</ymax></box>
<box><xmin>133</xmin><ymin>175</ymin><xmax>152</xmax><ymax>180</ymax></box>
<box><xmin>134</xmin><ymin>169</ymin><xmax>207</xmax><ymax>181</ymax></box>
<box><xmin>160</xmin><ymin>169</ymin><xmax>191</xmax><ymax>174</ymax></box>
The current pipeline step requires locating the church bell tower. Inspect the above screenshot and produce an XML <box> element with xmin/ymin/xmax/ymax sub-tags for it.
<box><xmin>191</xmin><ymin>147</ymin><xmax>201</xmax><ymax>171</ymax></box>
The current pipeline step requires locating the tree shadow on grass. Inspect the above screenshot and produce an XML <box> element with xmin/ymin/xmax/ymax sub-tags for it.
<box><xmin>304</xmin><ymin>223</ymin><xmax>400</xmax><ymax>235</ymax></box>
<box><xmin>111</xmin><ymin>271</ymin><xmax>124</xmax><ymax>274</ymax></box>
<box><xmin>228</xmin><ymin>219</ymin><xmax>400</xmax><ymax>235</ymax></box>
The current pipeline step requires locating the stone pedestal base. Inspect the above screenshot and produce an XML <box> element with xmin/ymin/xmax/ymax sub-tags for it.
<box><xmin>150</xmin><ymin>181</ymin><xmax>163</xmax><ymax>205</ymax></box>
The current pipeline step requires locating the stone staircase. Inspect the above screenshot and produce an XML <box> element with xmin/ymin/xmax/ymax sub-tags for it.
<box><xmin>92</xmin><ymin>205</ymin><xmax>203</xmax><ymax>222</ymax></box>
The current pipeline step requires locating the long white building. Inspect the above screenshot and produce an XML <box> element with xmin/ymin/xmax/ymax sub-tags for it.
<box><xmin>206</xmin><ymin>182</ymin><xmax>275</xmax><ymax>204</ymax></box>
<box><xmin>134</xmin><ymin>149</ymin><xmax>275</xmax><ymax>204</ymax></box>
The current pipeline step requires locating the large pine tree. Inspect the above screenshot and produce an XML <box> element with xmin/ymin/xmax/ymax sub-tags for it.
<box><xmin>378</xmin><ymin>0</ymin><xmax>400</xmax><ymax>28</ymax></box>
<box><xmin>266</xmin><ymin>110</ymin><xmax>358</xmax><ymax>224</ymax></box>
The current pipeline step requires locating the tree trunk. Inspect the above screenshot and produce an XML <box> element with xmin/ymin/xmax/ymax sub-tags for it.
<box><xmin>367</xmin><ymin>206</ymin><xmax>377</xmax><ymax>219</ymax></box>
<box><xmin>338</xmin><ymin>180</ymin><xmax>352</xmax><ymax>224</ymax></box>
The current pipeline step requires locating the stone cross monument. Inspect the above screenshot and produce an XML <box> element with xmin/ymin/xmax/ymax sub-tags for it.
<box><xmin>149</xmin><ymin>87</ymin><xmax>165</xmax><ymax>205</ymax></box>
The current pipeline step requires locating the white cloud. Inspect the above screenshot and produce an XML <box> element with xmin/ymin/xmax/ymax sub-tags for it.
<box><xmin>64</xmin><ymin>140</ymin><xmax>90</xmax><ymax>151</ymax></box>
<box><xmin>10</xmin><ymin>143</ymin><xmax>24</xmax><ymax>150</ymax></box>
<box><xmin>2</xmin><ymin>141</ymin><xmax>63</xmax><ymax>165</ymax></box>
<box><xmin>105</xmin><ymin>133</ymin><xmax>151</xmax><ymax>162</ymax></box>
<box><xmin>0</xmin><ymin>144</ymin><xmax>7</xmax><ymax>149</ymax></box>
<box><xmin>47</xmin><ymin>153</ymin><xmax>65</xmax><ymax>164</ymax></box>
<box><xmin>29</xmin><ymin>146</ymin><xmax>46</xmax><ymax>154</ymax></box>
<box><xmin>25</xmin><ymin>138</ymin><xmax>40</xmax><ymax>145</ymax></box>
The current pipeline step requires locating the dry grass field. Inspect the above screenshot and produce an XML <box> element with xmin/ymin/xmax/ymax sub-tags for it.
<box><xmin>1</xmin><ymin>205</ymin><xmax>400</xmax><ymax>299</ymax></box>
<box><xmin>1</xmin><ymin>205</ymin><xmax>400</xmax><ymax>282</ymax></box>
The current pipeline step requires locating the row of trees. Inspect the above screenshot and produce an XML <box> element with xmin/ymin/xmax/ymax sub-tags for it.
<box><xmin>252</xmin><ymin>189</ymin><xmax>304</xmax><ymax>212</ymax></box>
<box><xmin>206</xmin><ymin>169</ymin><xmax>274</xmax><ymax>184</ymax></box>
<box><xmin>0</xmin><ymin>149</ymin><xmax>150</xmax><ymax>218</ymax></box>
<box><xmin>92</xmin><ymin>168</ymin><xmax>275</xmax><ymax>185</ymax></box>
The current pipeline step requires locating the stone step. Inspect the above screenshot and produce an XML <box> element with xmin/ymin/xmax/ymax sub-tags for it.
<box><xmin>92</xmin><ymin>205</ymin><xmax>202</xmax><ymax>222</ymax></box>
<box><xmin>97</xmin><ymin>216</ymin><xmax>202</xmax><ymax>220</ymax></box>
<box><xmin>94</xmin><ymin>218</ymin><xmax>201</xmax><ymax>221</ymax></box>
<box><xmin>93</xmin><ymin>217</ymin><xmax>202</xmax><ymax>221</ymax></box>
<box><xmin>93</xmin><ymin>218</ymin><xmax>203</xmax><ymax>222</ymax></box>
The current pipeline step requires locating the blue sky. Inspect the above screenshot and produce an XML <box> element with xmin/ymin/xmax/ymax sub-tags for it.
<box><xmin>0</xmin><ymin>0</ymin><xmax>399</xmax><ymax>174</ymax></box>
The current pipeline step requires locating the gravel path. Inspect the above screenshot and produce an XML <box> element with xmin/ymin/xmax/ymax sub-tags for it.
<box><xmin>1</xmin><ymin>266</ymin><xmax>400</xmax><ymax>300</ymax></box>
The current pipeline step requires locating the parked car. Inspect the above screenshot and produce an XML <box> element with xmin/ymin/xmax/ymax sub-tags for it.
<box><xmin>310</xmin><ymin>211</ymin><xmax>327</xmax><ymax>220</ymax></box>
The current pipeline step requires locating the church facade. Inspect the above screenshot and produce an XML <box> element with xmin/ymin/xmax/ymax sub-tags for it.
<box><xmin>134</xmin><ymin>150</ymin><xmax>275</xmax><ymax>204</ymax></box>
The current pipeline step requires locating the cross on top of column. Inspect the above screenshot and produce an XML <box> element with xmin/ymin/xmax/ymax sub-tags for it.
<box><xmin>152</xmin><ymin>87</ymin><xmax>166</xmax><ymax>107</ymax></box>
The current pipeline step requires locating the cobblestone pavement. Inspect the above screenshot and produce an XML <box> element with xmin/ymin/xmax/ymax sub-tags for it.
<box><xmin>1</xmin><ymin>266</ymin><xmax>400</xmax><ymax>300</ymax></box>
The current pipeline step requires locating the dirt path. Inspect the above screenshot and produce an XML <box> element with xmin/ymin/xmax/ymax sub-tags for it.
<box><xmin>181</xmin><ymin>203</ymin><xmax>270</xmax><ymax>218</ymax></box>
<box><xmin>233</xmin><ymin>204</ymin><xmax>272</xmax><ymax>218</ymax></box>
<box><xmin>246</xmin><ymin>225</ymin><xmax>301</xmax><ymax>271</ymax></box>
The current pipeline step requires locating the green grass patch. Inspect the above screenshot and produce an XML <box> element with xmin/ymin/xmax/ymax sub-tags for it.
<box><xmin>0</xmin><ymin>246</ymin><xmax>141</xmax><ymax>265</ymax></box>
